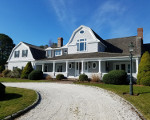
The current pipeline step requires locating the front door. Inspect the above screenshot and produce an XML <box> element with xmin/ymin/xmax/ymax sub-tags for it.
<box><xmin>75</xmin><ymin>62</ymin><xmax>82</xmax><ymax>76</ymax></box>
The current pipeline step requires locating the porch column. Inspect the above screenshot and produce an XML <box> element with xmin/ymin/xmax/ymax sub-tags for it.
<box><xmin>53</xmin><ymin>61</ymin><xmax>55</xmax><ymax>76</ymax></box>
<box><xmin>136</xmin><ymin>58</ymin><xmax>139</xmax><ymax>74</ymax></box>
<box><xmin>66</xmin><ymin>61</ymin><xmax>68</xmax><ymax>77</ymax></box>
<box><xmin>42</xmin><ymin>63</ymin><xmax>44</xmax><ymax>72</ymax></box>
<box><xmin>81</xmin><ymin>60</ymin><xmax>84</xmax><ymax>74</ymax></box>
<box><xmin>98</xmin><ymin>60</ymin><xmax>102</xmax><ymax>73</ymax></box>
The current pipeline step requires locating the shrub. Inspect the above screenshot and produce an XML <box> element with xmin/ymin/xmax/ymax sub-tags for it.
<box><xmin>91</xmin><ymin>74</ymin><xmax>100</xmax><ymax>82</ymax></box>
<box><xmin>79</xmin><ymin>74</ymin><xmax>88</xmax><ymax>82</ymax></box>
<box><xmin>140</xmin><ymin>76</ymin><xmax>150</xmax><ymax>86</ymax></box>
<box><xmin>45</xmin><ymin>75</ymin><xmax>52</xmax><ymax>80</ymax></box>
<box><xmin>103</xmin><ymin>70</ymin><xmax>127</xmax><ymax>85</ymax></box>
<box><xmin>2</xmin><ymin>69</ymin><xmax>11</xmax><ymax>77</ymax></box>
<box><xmin>56</xmin><ymin>74</ymin><xmax>64</xmax><ymax>80</ymax></box>
<box><xmin>0</xmin><ymin>82</ymin><xmax>5</xmax><ymax>100</ymax></box>
<box><xmin>137</xmin><ymin>51</ymin><xmax>150</xmax><ymax>85</ymax></box>
<box><xmin>21</xmin><ymin>62</ymin><xmax>33</xmax><ymax>79</ymax></box>
<box><xmin>10</xmin><ymin>68</ymin><xmax>22</xmax><ymax>78</ymax></box>
<box><xmin>28</xmin><ymin>70</ymin><xmax>43</xmax><ymax>80</ymax></box>
<box><xmin>0</xmin><ymin>65</ymin><xmax>5</xmax><ymax>73</ymax></box>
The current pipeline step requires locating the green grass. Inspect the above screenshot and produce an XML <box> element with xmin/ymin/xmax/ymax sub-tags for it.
<box><xmin>0</xmin><ymin>77</ymin><xmax>53</xmax><ymax>82</ymax></box>
<box><xmin>0</xmin><ymin>87</ymin><xmax>37</xmax><ymax>119</ymax></box>
<box><xmin>76</xmin><ymin>82</ymin><xmax>150</xmax><ymax>120</ymax></box>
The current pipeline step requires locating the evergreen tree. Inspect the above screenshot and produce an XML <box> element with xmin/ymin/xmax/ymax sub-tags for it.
<box><xmin>21</xmin><ymin>62</ymin><xmax>33</xmax><ymax>79</ymax></box>
<box><xmin>137</xmin><ymin>51</ymin><xmax>150</xmax><ymax>85</ymax></box>
<box><xmin>0</xmin><ymin>34</ymin><xmax>15</xmax><ymax>66</ymax></box>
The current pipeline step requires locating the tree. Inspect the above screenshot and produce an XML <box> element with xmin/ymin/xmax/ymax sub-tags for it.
<box><xmin>49</xmin><ymin>40</ymin><xmax>57</xmax><ymax>48</ymax></box>
<box><xmin>21</xmin><ymin>62</ymin><xmax>33</xmax><ymax>79</ymax></box>
<box><xmin>137</xmin><ymin>51</ymin><xmax>150</xmax><ymax>85</ymax></box>
<box><xmin>0</xmin><ymin>34</ymin><xmax>15</xmax><ymax>66</ymax></box>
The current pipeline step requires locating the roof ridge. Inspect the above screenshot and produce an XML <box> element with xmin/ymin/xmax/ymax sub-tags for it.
<box><xmin>22</xmin><ymin>42</ymin><xmax>45</xmax><ymax>51</ymax></box>
<box><xmin>105</xmin><ymin>36</ymin><xmax>136</xmax><ymax>41</ymax></box>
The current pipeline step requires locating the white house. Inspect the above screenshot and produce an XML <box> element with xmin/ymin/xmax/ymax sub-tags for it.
<box><xmin>7</xmin><ymin>25</ymin><xmax>147</xmax><ymax>79</ymax></box>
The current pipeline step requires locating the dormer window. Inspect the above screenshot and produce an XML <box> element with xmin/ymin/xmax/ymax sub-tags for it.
<box><xmin>80</xmin><ymin>30</ymin><xmax>84</xmax><ymax>34</ymax></box>
<box><xmin>77</xmin><ymin>39</ymin><xmax>86</xmax><ymax>51</ymax></box>
<box><xmin>22</xmin><ymin>50</ymin><xmax>28</xmax><ymax>57</ymax></box>
<box><xmin>47</xmin><ymin>50</ymin><xmax>51</xmax><ymax>57</ymax></box>
<box><xmin>14</xmin><ymin>51</ymin><xmax>20</xmax><ymax>58</ymax></box>
<box><xmin>55</xmin><ymin>50</ymin><xmax>61</xmax><ymax>56</ymax></box>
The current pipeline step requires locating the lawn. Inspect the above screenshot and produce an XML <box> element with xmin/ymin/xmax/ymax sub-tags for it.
<box><xmin>0</xmin><ymin>77</ymin><xmax>53</xmax><ymax>82</ymax></box>
<box><xmin>0</xmin><ymin>87</ymin><xmax>37</xmax><ymax>119</ymax></box>
<box><xmin>76</xmin><ymin>82</ymin><xmax>150</xmax><ymax>120</ymax></box>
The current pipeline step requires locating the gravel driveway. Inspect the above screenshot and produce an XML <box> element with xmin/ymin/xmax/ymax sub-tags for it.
<box><xmin>4</xmin><ymin>83</ymin><xmax>141</xmax><ymax>120</ymax></box>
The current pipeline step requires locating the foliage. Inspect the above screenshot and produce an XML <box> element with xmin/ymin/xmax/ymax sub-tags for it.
<box><xmin>0</xmin><ymin>34</ymin><xmax>15</xmax><ymax>66</ymax></box>
<box><xmin>0</xmin><ymin>82</ymin><xmax>5</xmax><ymax>100</ymax></box>
<box><xmin>79</xmin><ymin>74</ymin><xmax>88</xmax><ymax>82</ymax></box>
<box><xmin>0</xmin><ymin>65</ymin><xmax>5</xmax><ymax>73</ymax></box>
<box><xmin>9</xmin><ymin>68</ymin><xmax>22</xmax><ymax>78</ymax></box>
<box><xmin>45</xmin><ymin>75</ymin><xmax>52</xmax><ymax>80</ymax></box>
<box><xmin>21</xmin><ymin>62</ymin><xmax>33</xmax><ymax>79</ymax></box>
<box><xmin>28</xmin><ymin>70</ymin><xmax>43</xmax><ymax>80</ymax></box>
<box><xmin>137</xmin><ymin>51</ymin><xmax>150</xmax><ymax>85</ymax></box>
<box><xmin>103</xmin><ymin>70</ymin><xmax>127</xmax><ymax>85</ymax></box>
<box><xmin>56</xmin><ymin>74</ymin><xmax>64</xmax><ymax>80</ymax></box>
<box><xmin>2</xmin><ymin>69</ymin><xmax>11</xmax><ymax>77</ymax></box>
<box><xmin>0</xmin><ymin>87</ymin><xmax>37</xmax><ymax>119</ymax></box>
<box><xmin>91</xmin><ymin>74</ymin><xmax>101</xmax><ymax>82</ymax></box>
<box><xmin>140</xmin><ymin>76</ymin><xmax>150</xmax><ymax>86</ymax></box>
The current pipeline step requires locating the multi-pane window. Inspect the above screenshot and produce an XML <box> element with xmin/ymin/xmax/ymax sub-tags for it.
<box><xmin>14</xmin><ymin>51</ymin><xmax>20</xmax><ymax>58</ymax></box>
<box><xmin>22</xmin><ymin>50</ymin><xmax>28</xmax><ymax>57</ymax></box>
<box><xmin>47</xmin><ymin>50</ymin><xmax>51</xmax><ymax>57</ymax></box>
<box><xmin>55</xmin><ymin>50</ymin><xmax>61</xmax><ymax>56</ymax></box>
<box><xmin>77</xmin><ymin>39</ymin><xmax>86</xmax><ymax>51</ymax></box>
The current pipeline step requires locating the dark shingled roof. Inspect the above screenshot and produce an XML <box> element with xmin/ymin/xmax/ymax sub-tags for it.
<box><xmin>104</xmin><ymin>36</ymin><xmax>142</xmax><ymax>56</ymax></box>
<box><xmin>37</xmin><ymin>52</ymin><xmax>130</xmax><ymax>61</ymax></box>
<box><xmin>23</xmin><ymin>42</ymin><xmax>46</xmax><ymax>60</ymax></box>
<box><xmin>143</xmin><ymin>43</ymin><xmax>150</xmax><ymax>53</ymax></box>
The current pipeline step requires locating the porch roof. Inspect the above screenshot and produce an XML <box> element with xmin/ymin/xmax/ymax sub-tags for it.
<box><xmin>37</xmin><ymin>52</ymin><xmax>131</xmax><ymax>61</ymax></box>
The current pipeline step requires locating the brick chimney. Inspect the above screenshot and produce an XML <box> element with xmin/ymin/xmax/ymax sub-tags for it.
<box><xmin>57</xmin><ymin>37</ymin><xmax>63</xmax><ymax>47</ymax></box>
<box><xmin>137</xmin><ymin>28</ymin><xmax>143</xmax><ymax>40</ymax></box>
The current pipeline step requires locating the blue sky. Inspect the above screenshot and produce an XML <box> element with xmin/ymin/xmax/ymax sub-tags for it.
<box><xmin>0</xmin><ymin>0</ymin><xmax>150</xmax><ymax>46</ymax></box>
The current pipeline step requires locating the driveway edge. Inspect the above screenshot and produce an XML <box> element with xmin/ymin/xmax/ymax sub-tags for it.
<box><xmin>3</xmin><ymin>91</ymin><xmax>41</xmax><ymax>120</ymax></box>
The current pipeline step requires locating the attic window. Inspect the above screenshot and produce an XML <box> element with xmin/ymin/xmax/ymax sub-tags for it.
<box><xmin>80</xmin><ymin>30</ymin><xmax>84</xmax><ymax>34</ymax></box>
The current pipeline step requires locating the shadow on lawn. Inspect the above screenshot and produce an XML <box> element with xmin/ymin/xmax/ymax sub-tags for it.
<box><xmin>0</xmin><ymin>93</ymin><xmax>22</xmax><ymax>101</ymax></box>
<box><xmin>138</xmin><ymin>91</ymin><xmax>150</xmax><ymax>95</ymax></box>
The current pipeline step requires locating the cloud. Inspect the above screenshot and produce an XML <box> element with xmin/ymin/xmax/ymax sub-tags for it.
<box><xmin>87</xmin><ymin>0</ymin><xmax>132</xmax><ymax>38</ymax></box>
<box><xmin>48</xmin><ymin>0</ymin><xmax>76</xmax><ymax>30</ymax></box>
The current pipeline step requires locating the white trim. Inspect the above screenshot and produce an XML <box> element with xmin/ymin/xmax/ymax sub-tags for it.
<box><xmin>92</xmin><ymin>62</ymin><xmax>97</xmax><ymax>69</ymax></box>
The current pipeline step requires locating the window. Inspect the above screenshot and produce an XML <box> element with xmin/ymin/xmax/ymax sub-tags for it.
<box><xmin>85</xmin><ymin>62</ymin><xmax>88</xmax><ymax>70</ymax></box>
<box><xmin>128</xmin><ymin>64</ymin><xmax>130</xmax><ymax>73</ymax></box>
<box><xmin>55</xmin><ymin>50</ymin><xmax>61</xmax><ymax>56</ymax></box>
<box><xmin>69</xmin><ymin>63</ymin><xmax>72</xmax><ymax>69</ymax></box>
<box><xmin>22</xmin><ymin>66</ymin><xmax>24</xmax><ymax>70</ymax></box>
<box><xmin>116</xmin><ymin>65</ymin><xmax>119</xmax><ymax>70</ymax></box>
<box><xmin>80</xmin><ymin>30</ymin><xmax>84</xmax><ymax>34</ymax></box>
<box><xmin>64</xmin><ymin>49</ymin><xmax>68</xmax><ymax>54</ymax></box>
<box><xmin>92</xmin><ymin>62</ymin><xmax>97</xmax><ymax>69</ymax></box>
<box><xmin>13</xmin><ymin>67</ymin><xmax>18</xmax><ymax>70</ymax></box>
<box><xmin>47</xmin><ymin>50</ymin><xmax>51</xmax><ymax>57</ymax></box>
<box><xmin>22</xmin><ymin>50</ymin><xmax>28</xmax><ymax>57</ymax></box>
<box><xmin>77</xmin><ymin>39</ymin><xmax>86</xmax><ymax>51</ymax></box>
<box><xmin>14</xmin><ymin>51</ymin><xmax>20</xmax><ymax>58</ymax></box>
<box><xmin>121</xmin><ymin>64</ymin><xmax>125</xmax><ymax>71</ymax></box>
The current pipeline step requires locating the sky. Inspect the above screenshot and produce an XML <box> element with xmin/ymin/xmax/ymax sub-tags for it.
<box><xmin>0</xmin><ymin>0</ymin><xmax>150</xmax><ymax>46</ymax></box>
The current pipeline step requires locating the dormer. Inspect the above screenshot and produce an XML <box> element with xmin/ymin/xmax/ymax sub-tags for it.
<box><xmin>66</xmin><ymin>25</ymin><xmax>106</xmax><ymax>54</ymax></box>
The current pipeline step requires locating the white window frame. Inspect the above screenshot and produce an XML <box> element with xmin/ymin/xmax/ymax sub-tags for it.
<box><xmin>77</xmin><ymin>39</ymin><xmax>87</xmax><ymax>52</ymax></box>
<box><xmin>55</xmin><ymin>49</ymin><xmax>62</xmax><ymax>56</ymax></box>
<box><xmin>92</xmin><ymin>62</ymin><xmax>97</xmax><ymax>69</ymax></box>
<box><xmin>68</xmin><ymin>63</ymin><xmax>72</xmax><ymax>69</ymax></box>
<box><xmin>47</xmin><ymin>50</ymin><xmax>51</xmax><ymax>58</ymax></box>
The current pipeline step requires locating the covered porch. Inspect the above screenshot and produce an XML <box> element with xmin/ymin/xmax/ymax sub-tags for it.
<box><xmin>34</xmin><ymin>57</ymin><xmax>140</xmax><ymax>79</ymax></box>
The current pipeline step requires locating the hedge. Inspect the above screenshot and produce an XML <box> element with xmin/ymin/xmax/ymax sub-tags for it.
<box><xmin>103</xmin><ymin>70</ymin><xmax>127</xmax><ymax>85</ymax></box>
<box><xmin>28</xmin><ymin>70</ymin><xmax>43</xmax><ymax>80</ymax></box>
